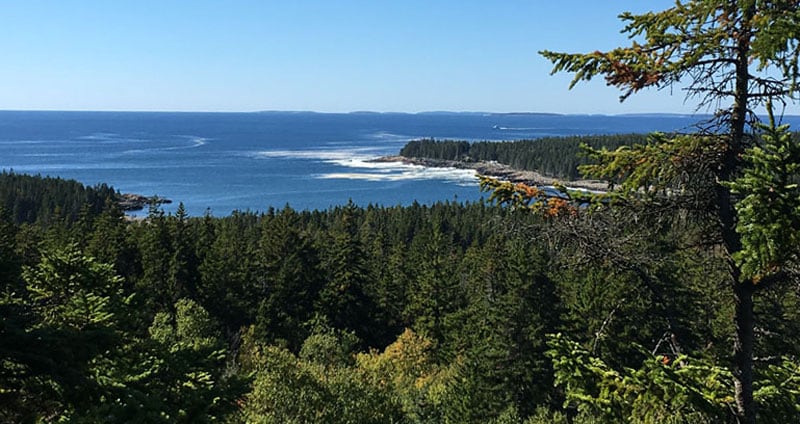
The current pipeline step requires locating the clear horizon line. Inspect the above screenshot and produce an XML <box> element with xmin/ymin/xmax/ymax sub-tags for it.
<box><xmin>0</xmin><ymin>108</ymin><xmax>719</xmax><ymax>117</ymax></box>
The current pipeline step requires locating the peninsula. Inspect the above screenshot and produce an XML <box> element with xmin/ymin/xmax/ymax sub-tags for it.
<box><xmin>373</xmin><ymin>155</ymin><xmax>609</xmax><ymax>192</ymax></box>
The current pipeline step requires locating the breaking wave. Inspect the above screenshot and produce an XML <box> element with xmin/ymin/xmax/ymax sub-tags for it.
<box><xmin>123</xmin><ymin>136</ymin><xmax>208</xmax><ymax>154</ymax></box>
<box><xmin>252</xmin><ymin>147</ymin><xmax>478</xmax><ymax>185</ymax></box>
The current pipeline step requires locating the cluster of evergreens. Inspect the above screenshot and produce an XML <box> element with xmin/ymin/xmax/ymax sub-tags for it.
<box><xmin>399</xmin><ymin>134</ymin><xmax>650</xmax><ymax>180</ymax></box>
<box><xmin>2</xmin><ymin>171</ymin><xmax>799</xmax><ymax>423</ymax></box>
<box><xmin>0</xmin><ymin>171</ymin><xmax>116</xmax><ymax>225</ymax></box>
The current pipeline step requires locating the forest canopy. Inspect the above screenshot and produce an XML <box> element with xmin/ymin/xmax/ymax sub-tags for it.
<box><xmin>2</xmin><ymin>164</ymin><xmax>800</xmax><ymax>422</ymax></box>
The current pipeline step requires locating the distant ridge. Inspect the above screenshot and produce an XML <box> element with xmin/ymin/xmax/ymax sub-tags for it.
<box><xmin>488</xmin><ymin>112</ymin><xmax>563</xmax><ymax>117</ymax></box>
<box><xmin>615</xmin><ymin>112</ymin><xmax>711</xmax><ymax>118</ymax></box>
<box><xmin>9</xmin><ymin>110</ymin><xmax>800</xmax><ymax>119</ymax></box>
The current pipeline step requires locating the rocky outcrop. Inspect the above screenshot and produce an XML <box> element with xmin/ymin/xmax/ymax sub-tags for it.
<box><xmin>117</xmin><ymin>193</ymin><xmax>172</xmax><ymax>211</ymax></box>
<box><xmin>373</xmin><ymin>155</ymin><xmax>608</xmax><ymax>191</ymax></box>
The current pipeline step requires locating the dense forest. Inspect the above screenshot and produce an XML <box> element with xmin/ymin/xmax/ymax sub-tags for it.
<box><xmin>399</xmin><ymin>134</ymin><xmax>650</xmax><ymax>180</ymax></box>
<box><xmin>5</xmin><ymin>1</ymin><xmax>800</xmax><ymax>422</ymax></box>
<box><xmin>1</xmin><ymin>171</ymin><xmax>798</xmax><ymax>423</ymax></box>
<box><xmin>0</xmin><ymin>171</ymin><xmax>117</xmax><ymax>225</ymax></box>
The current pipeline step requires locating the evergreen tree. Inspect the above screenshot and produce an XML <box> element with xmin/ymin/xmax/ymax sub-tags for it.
<box><xmin>404</xmin><ymin>221</ymin><xmax>462</xmax><ymax>352</ymax></box>
<box><xmin>1</xmin><ymin>244</ymin><xmax>131</xmax><ymax>421</ymax></box>
<box><xmin>317</xmin><ymin>203</ymin><xmax>376</xmax><ymax>345</ymax></box>
<box><xmin>0</xmin><ymin>208</ymin><xmax>20</xmax><ymax>288</ymax></box>
<box><xmin>536</xmin><ymin>2</ymin><xmax>800</xmax><ymax>422</ymax></box>
<box><xmin>136</xmin><ymin>203</ymin><xmax>173</xmax><ymax>311</ymax></box>
<box><xmin>196</xmin><ymin>210</ymin><xmax>261</xmax><ymax>330</ymax></box>
<box><xmin>255</xmin><ymin>206</ymin><xmax>322</xmax><ymax>350</ymax></box>
<box><xmin>150</xmin><ymin>299</ymin><xmax>239</xmax><ymax>418</ymax></box>
<box><xmin>447</xmin><ymin>234</ymin><xmax>558</xmax><ymax>421</ymax></box>
<box><xmin>87</xmin><ymin>198</ymin><xmax>139</xmax><ymax>281</ymax></box>
<box><xmin>167</xmin><ymin>203</ymin><xmax>199</xmax><ymax>302</ymax></box>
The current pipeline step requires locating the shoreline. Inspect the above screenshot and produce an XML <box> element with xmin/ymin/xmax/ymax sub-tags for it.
<box><xmin>117</xmin><ymin>193</ymin><xmax>172</xmax><ymax>212</ymax></box>
<box><xmin>373</xmin><ymin>155</ymin><xmax>609</xmax><ymax>192</ymax></box>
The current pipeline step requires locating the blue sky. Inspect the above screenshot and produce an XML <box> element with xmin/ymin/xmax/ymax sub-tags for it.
<box><xmin>0</xmin><ymin>0</ymin><xmax>691</xmax><ymax>113</ymax></box>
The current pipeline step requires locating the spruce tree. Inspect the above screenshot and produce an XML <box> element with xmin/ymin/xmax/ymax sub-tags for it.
<box><xmin>534</xmin><ymin>2</ymin><xmax>800</xmax><ymax>422</ymax></box>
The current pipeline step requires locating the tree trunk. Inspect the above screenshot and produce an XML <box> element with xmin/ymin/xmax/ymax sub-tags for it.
<box><xmin>728</xmin><ymin>4</ymin><xmax>756</xmax><ymax>422</ymax></box>
<box><xmin>733</xmin><ymin>281</ymin><xmax>756</xmax><ymax>424</ymax></box>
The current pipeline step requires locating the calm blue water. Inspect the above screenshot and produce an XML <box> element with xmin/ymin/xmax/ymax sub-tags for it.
<box><xmin>2</xmin><ymin>111</ymin><xmax>793</xmax><ymax>216</ymax></box>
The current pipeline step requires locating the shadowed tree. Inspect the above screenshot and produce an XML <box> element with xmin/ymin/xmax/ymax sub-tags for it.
<box><xmin>255</xmin><ymin>207</ymin><xmax>322</xmax><ymax>350</ymax></box>
<box><xmin>317</xmin><ymin>202</ymin><xmax>377</xmax><ymax>345</ymax></box>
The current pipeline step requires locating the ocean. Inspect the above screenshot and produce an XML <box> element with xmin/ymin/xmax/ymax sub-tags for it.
<box><xmin>1</xmin><ymin>111</ymin><xmax>791</xmax><ymax>216</ymax></box>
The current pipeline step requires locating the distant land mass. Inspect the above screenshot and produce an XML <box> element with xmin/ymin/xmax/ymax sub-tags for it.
<box><xmin>250</xmin><ymin>110</ymin><xmax>727</xmax><ymax>117</ymax></box>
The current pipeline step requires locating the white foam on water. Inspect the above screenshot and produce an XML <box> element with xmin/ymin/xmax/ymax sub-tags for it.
<box><xmin>0</xmin><ymin>139</ymin><xmax>62</xmax><ymax>145</ymax></box>
<box><xmin>0</xmin><ymin>161</ymin><xmax>201</xmax><ymax>172</ymax></box>
<box><xmin>319</xmin><ymin>165</ymin><xmax>477</xmax><ymax>184</ymax></box>
<box><xmin>494</xmin><ymin>126</ymin><xmax>549</xmax><ymax>131</ymax></box>
<box><xmin>22</xmin><ymin>152</ymin><xmax>85</xmax><ymax>158</ymax></box>
<box><xmin>253</xmin><ymin>147</ymin><xmax>478</xmax><ymax>185</ymax></box>
<box><xmin>1</xmin><ymin>163</ymin><xmax>141</xmax><ymax>172</ymax></box>
<box><xmin>253</xmin><ymin>147</ymin><xmax>379</xmax><ymax>162</ymax></box>
<box><xmin>178</xmin><ymin>136</ymin><xmax>209</xmax><ymax>148</ymax></box>
<box><xmin>76</xmin><ymin>133</ymin><xmax>152</xmax><ymax>145</ymax></box>
<box><xmin>123</xmin><ymin>136</ymin><xmax>208</xmax><ymax>154</ymax></box>
<box><xmin>76</xmin><ymin>133</ymin><xmax>120</xmax><ymax>141</ymax></box>
<box><xmin>368</xmin><ymin>131</ymin><xmax>411</xmax><ymax>141</ymax></box>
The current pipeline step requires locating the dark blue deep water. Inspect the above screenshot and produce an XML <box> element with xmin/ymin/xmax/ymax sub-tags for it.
<box><xmin>2</xmin><ymin>111</ymin><xmax>794</xmax><ymax>216</ymax></box>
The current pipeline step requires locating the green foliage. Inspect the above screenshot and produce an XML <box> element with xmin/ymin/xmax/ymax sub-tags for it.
<box><xmin>579</xmin><ymin>133</ymin><xmax>723</xmax><ymax>198</ymax></box>
<box><xmin>140</xmin><ymin>298</ymin><xmax>242</xmax><ymax>423</ymax></box>
<box><xmin>299</xmin><ymin>326</ymin><xmax>361</xmax><ymax>368</ymax></box>
<box><xmin>547</xmin><ymin>333</ymin><xmax>731</xmax><ymax>423</ymax></box>
<box><xmin>255</xmin><ymin>207</ymin><xmax>322</xmax><ymax>349</ymax></box>
<box><xmin>1</xmin><ymin>243</ymin><xmax>131</xmax><ymax>422</ymax></box>
<box><xmin>23</xmin><ymin>244</ymin><xmax>127</xmax><ymax>330</ymax></box>
<box><xmin>316</xmin><ymin>202</ymin><xmax>376</xmax><ymax>343</ymax></box>
<box><xmin>86</xmin><ymin>199</ymin><xmax>139</xmax><ymax>280</ymax></box>
<box><xmin>536</xmin><ymin>2</ymin><xmax>800</xmax><ymax>423</ymax></box>
<box><xmin>167</xmin><ymin>203</ymin><xmax>200</xmax><ymax>302</ymax></box>
<box><xmin>4</xmin><ymin>170</ymin><xmax>800</xmax><ymax>422</ymax></box>
<box><xmin>400</xmin><ymin>138</ymin><xmax>470</xmax><ymax>161</ymax></box>
<box><xmin>479</xmin><ymin>175</ymin><xmax>577</xmax><ymax>217</ymax></box>
<box><xmin>239</xmin><ymin>341</ymin><xmax>403</xmax><ymax>424</ymax></box>
<box><xmin>0</xmin><ymin>171</ymin><xmax>117</xmax><ymax>225</ymax></box>
<box><xmin>754</xmin><ymin>357</ymin><xmax>800</xmax><ymax>423</ymax></box>
<box><xmin>400</xmin><ymin>134</ymin><xmax>649</xmax><ymax>180</ymax></box>
<box><xmin>726</xmin><ymin>110</ymin><xmax>800</xmax><ymax>281</ymax></box>
<box><xmin>545</xmin><ymin>333</ymin><xmax>800</xmax><ymax>424</ymax></box>
<box><xmin>355</xmin><ymin>328</ymin><xmax>454</xmax><ymax>423</ymax></box>
<box><xmin>404</xmin><ymin>221</ymin><xmax>462</xmax><ymax>345</ymax></box>
<box><xmin>135</xmin><ymin>205</ymin><xmax>173</xmax><ymax>310</ymax></box>
<box><xmin>540</xmin><ymin>1</ymin><xmax>800</xmax><ymax>104</ymax></box>
<box><xmin>1</xmin><ymin>233</ymin><xmax>243</xmax><ymax>423</ymax></box>
<box><xmin>197</xmin><ymin>210</ymin><xmax>261</xmax><ymax>333</ymax></box>
<box><xmin>150</xmin><ymin>298</ymin><xmax>222</xmax><ymax>351</ymax></box>
<box><xmin>0</xmin><ymin>209</ymin><xmax>22</xmax><ymax>288</ymax></box>
<box><xmin>446</xmin><ymin>235</ymin><xmax>558</xmax><ymax>419</ymax></box>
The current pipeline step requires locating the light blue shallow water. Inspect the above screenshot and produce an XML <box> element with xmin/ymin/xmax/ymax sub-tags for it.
<box><xmin>1</xmin><ymin>111</ymin><xmax>792</xmax><ymax>216</ymax></box>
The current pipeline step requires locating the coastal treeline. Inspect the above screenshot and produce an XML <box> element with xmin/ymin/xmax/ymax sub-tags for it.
<box><xmin>399</xmin><ymin>134</ymin><xmax>650</xmax><ymax>180</ymax></box>
<box><xmin>2</xmin><ymin>173</ymin><xmax>799</xmax><ymax>423</ymax></box>
<box><xmin>0</xmin><ymin>171</ymin><xmax>116</xmax><ymax>225</ymax></box>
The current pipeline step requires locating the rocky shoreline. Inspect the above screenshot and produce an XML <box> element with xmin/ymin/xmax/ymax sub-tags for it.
<box><xmin>117</xmin><ymin>193</ymin><xmax>173</xmax><ymax>212</ymax></box>
<box><xmin>373</xmin><ymin>155</ymin><xmax>609</xmax><ymax>192</ymax></box>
